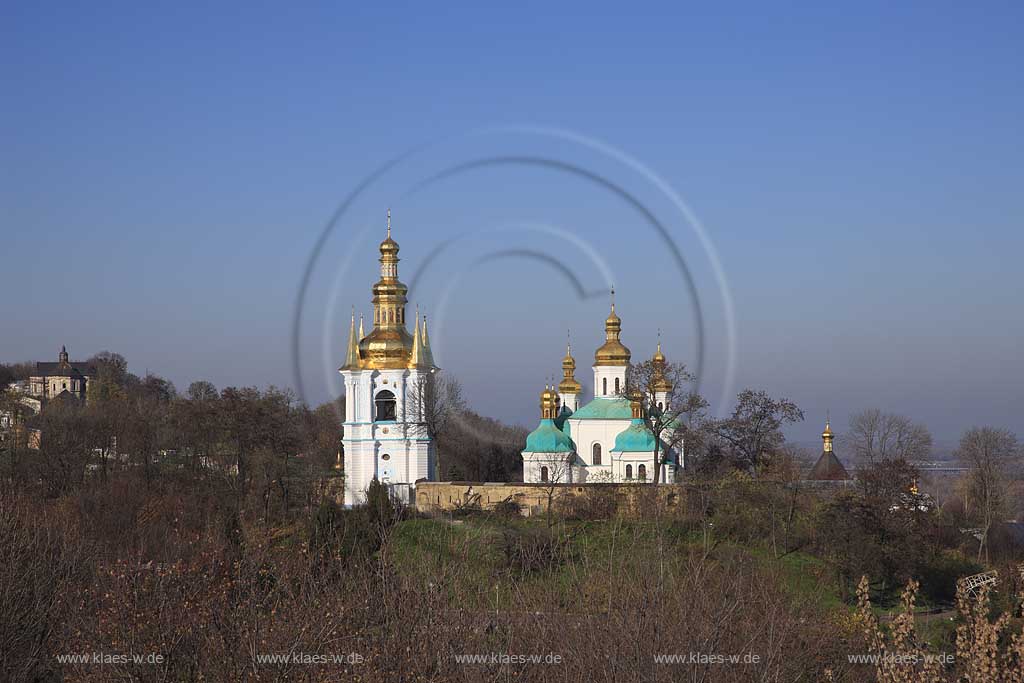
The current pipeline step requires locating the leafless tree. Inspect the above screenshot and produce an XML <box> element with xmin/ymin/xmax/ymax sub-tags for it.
<box><xmin>625</xmin><ymin>359</ymin><xmax>708</xmax><ymax>485</ymax></box>
<box><xmin>844</xmin><ymin>409</ymin><xmax>932</xmax><ymax>465</ymax></box>
<box><xmin>406</xmin><ymin>371</ymin><xmax>464</xmax><ymax>477</ymax></box>
<box><xmin>956</xmin><ymin>426</ymin><xmax>1019</xmax><ymax>563</ymax></box>
<box><xmin>707</xmin><ymin>389</ymin><xmax>804</xmax><ymax>472</ymax></box>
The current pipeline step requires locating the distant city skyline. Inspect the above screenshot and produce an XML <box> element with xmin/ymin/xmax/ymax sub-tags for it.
<box><xmin>3</xmin><ymin>2</ymin><xmax>1023</xmax><ymax>441</ymax></box>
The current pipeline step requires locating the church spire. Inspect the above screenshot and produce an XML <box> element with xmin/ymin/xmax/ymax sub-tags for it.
<box><xmin>342</xmin><ymin>308</ymin><xmax>360</xmax><ymax>369</ymax></box>
<box><xmin>410</xmin><ymin>306</ymin><xmax>423</xmax><ymax>366</ymax></box>
<box><xmin>822</xmin><ymin>414</ymin><xmax>834</xmax><ymax>453</ymax></box>
<box><xmin>421</xmin><ymin>315</ymin><xmax>435</xmax><ymax>367</ymax></box>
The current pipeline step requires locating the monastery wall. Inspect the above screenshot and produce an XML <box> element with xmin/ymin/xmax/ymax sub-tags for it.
<box><xmin>415</xmin><ymin>481</ymin><xmax>683</xmax><ymax>517</ymax></box>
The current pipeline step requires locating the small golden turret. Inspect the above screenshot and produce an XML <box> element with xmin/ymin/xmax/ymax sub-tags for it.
<box><xmin>822</xmin><ymin>417</ymin><xmax>834</xmax><ymax>453</ymax></box>
<box><xmin>558</xmin><ymin>335</ymin><xmax>583</xmax><ymax>394</ymax></box>
<box><xmin>629</xmin><ymin>388</ymin><xmax>644</xmax><ymax>419</ymax></box>
<box><xmin>651</xmin><ymin>334</ymin><xmax>673</xmax><ymax>393</ymax></box>
<box><xmin>540</xmin><ymin>384</ymin><xmax>560</xmax><ymax>419</ymax></box>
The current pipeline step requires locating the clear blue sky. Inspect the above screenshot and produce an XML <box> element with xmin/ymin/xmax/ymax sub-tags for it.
<box><xmin>3</xmin><ymin>1</ymin><xmax>1022</xmax><ymax>442</ymax></box>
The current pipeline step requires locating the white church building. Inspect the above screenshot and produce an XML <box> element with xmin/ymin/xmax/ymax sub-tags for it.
<box><xmin>521</xmin><ymin>298</ymin><xmax>682</xmax><ymax>485</ymax></box>
<box><xmin>340</xmin><ymin>212</ymin><xmax>680</xmax><ymax>506</ymax></box>
<box><xmin>339</xmin><ymin>212</ymin><xmax>437</xmax><ymax>506</ymax></box>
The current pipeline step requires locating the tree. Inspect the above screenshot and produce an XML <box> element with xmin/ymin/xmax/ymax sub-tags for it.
<box><xmin>406</xmin><ymin>371</ymin><xmax>464</xmax><ymax>478</ymax></box>
<box><xmin>625</xmin><ymin>358</ymin><xmax>708</xmax><ymax>485</ymax></box>
<box><xmin>88</xmin><ymin>351</ymin><xmax>129</xmax><ymax>387</ymax></box>
<box><xmin>708</xmin><ymin>389</ymin><xmax>804</xmax><ymax>472</ymax></box>
<box><xmin>956</xmin><ymin>427</ymin><xmax>1019</xmax><ymax>563</ymax></box>
<box><xmin>845</xmin><ymin>409</ymin><xmax>932</xmax><ymax>465</ymax></box>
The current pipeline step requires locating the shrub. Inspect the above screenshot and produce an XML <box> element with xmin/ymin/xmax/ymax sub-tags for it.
<box><xmin>917</xmin><ymin>551</ymin><xmax>982</xmax><ymax>604</ymax></box>
<box><xmin>492</xmin><ymin>497</ymin><xmax>523</xmax><ymax>519</ymax></box>
<box><xmin>498</xmin><ymin>527</ymin><xmax>570</xmax><ymax>575</ymax></box>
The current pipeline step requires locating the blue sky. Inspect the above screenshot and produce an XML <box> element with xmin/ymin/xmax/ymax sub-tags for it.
<box><xmin>2</xmin><ymin>1</ymin><xmax>1022</xmax><ymax>442</ymax></box>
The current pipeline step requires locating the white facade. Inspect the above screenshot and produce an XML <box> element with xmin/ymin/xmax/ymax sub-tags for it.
<box><xmin>521</xmin><ymin>300</ymin><xmax>682</xmax><ymax>486</ymax></box>
<box><xmin>339</xmin><ymin>214</ymin><xmax>437</xmax><ymax>507</ymax></box>
<box><xmin>340</xmin><ymin>367</ymin><xmax>435</xmax><ymax>506</ymax></box>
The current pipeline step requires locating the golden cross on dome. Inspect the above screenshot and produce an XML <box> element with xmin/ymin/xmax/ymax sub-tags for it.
<box><xmin>386</xmin><ymin>208</ymin><xmax>391</xmax><ymax>238</ymax></box>
<box><xmin>610</xmin><ymin>287</ymin><xmax>616</xmax><ymax>312</ymax></box>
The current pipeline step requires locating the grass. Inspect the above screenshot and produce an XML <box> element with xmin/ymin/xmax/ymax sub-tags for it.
<box><xmin>386</xmin><ymin>514</ymin><xmax>852</xmax><ymax>616</ymax></box>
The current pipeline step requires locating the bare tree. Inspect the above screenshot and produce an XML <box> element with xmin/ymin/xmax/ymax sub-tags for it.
<box><xmin>956</xmin><ymin>426</ymin><xmax>1018</xmax><ymax>563</ymax></box>
<box><xmin>845</xmin><ymin>409</ymin><xmax>932</xmax><ymax>465</ymax></box>
<box><xmin>406</xmin><ymin>371</ymin><xmax>464</xmax><ymax>478</ymax></box>
<box><xmin>708</xmin><ymin>389</ymin><xmax>804</xmax><ymax>472</ymax></box>
<box><xmin>625</xmin><ymin>359</ymin><xmax>708</xmax><ymax>485</ymax></box>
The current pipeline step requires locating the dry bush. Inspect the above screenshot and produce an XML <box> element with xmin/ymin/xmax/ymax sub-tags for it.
<box><xmin>0</xmin><ymin>493</ymin><xmax>89</xmax><ymax>683</ymax></box>
<box><xmin>855</xmin><ymin>569</ymin><xmax>1024</xmax><ymax>682</ymax></box>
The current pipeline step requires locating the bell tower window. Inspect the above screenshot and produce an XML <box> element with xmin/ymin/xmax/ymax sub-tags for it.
<box><xmin>374</xmin><ymin>390</ymin><xmax>397</xmax><ymax>421</ymax></box>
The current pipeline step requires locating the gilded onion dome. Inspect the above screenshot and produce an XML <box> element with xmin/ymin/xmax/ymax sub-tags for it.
<box><xmin>651</xmin><ymin>339</ymin><xmax>673</xmax><ymax>392</ymax></box>
<box><xmin>594</xmin><ymin>289</ymin><xmax>632</xmax><ymax>367</ymax></box>
<box><xmin>558</xmin><ymin>338</ymin><xmax>583</xmax><ymax>394</ymax></box>
<box><xmin>525</xmin><ymin>385</ymin><xmax>575</xmax><ymax>453</ymax></box>
<box><xmin>822</xmin><ymin>417</ymin><xmax>834</xmax><ymax>452</ymax></box>
<box><xmin>357</xmin><ymin>210</ymin><xmax>415</xmax><ymax>369</ymax></box>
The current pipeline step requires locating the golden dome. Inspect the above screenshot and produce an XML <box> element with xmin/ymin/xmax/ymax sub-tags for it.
<box><xmin>352</xmin><ymin>210</ymin><xmax>414</xmax><ymax>369</ymax></box>
<box><xmin>558</xmin><ymin>339</ymin><xmax>583</xmax><ymax>394</ymax></box>
<box><xmin>540</xmin><ymin>385</ymin><xmax>560</xmax><ymax>419</ymax></box>
<box><xmin>651</xmin><ymin>339</ymin><xmax>673</xmax><ymax>392</ymax></box>
<box><xmin>653</xmin><ymin>341</ymin><xmax>666</xmax><ymax>364</ymax></box>
<box><xmin>379</xmin><ymin>208</ymin><xmax>399</xmax><ymax>254</ymax></box>
<box><xmin>594</xmin><ymin>290</ymin><xmax>631</xmax><ymax>367</ymax></box>
<box><xmin>628</xmin><ymin>388</ymin><xmax>644</xmax><ymax>419</ymax></box>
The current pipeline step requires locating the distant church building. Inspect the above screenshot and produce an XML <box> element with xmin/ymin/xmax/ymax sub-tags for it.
<box><xmin>339</xmin><ymin>212</ymin><xmax>437</xmax><ymax>506</ymax></box>
<box><xmin>806</xmin><ymin>418</ymin><xmax>850</xmax><ymax>481</ymax></box>
<box><xmin>26</xmin><ymin>346</ymin><xmax>96</xmax><ymax>403</ymax></box>
<box><xmin>522</xmin><ymin>297</ymin><xmax>682</xmax><ymax>484</ymax></box>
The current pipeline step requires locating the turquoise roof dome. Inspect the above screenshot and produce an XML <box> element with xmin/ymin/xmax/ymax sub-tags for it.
<box><xmin>524</xmin><ymin>419</ymin><xmax>575</xmax><ymax>453</ymax></box>
<box><xmin>571</xmin><ymin>397</ymin><xmax>633</xmax><ymax>420</ymax></box>
<box><xmin>612</xmin><ymin>419</ymin><xmax>658</xmax><ymax>452</ymax></box>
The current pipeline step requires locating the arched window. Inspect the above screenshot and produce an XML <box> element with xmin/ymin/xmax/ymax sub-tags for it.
<box><xmin>374</xmin><ymin>390</ymin><xmax>396</xmax><ymax>421</ymax></box>
<box><xmin>625</xmin><ymin>464</ymin><xmax>633</xmax><ymax>480</ymax></box>
<box><xmin>540</xmin><ymin>466</ymin><xmax>549</xmax><ymax>482</ymax></box>
<box><xmin>602</xmin><ymin>378</ymin><xmax>607</xmax><ymax>396</ymax></box>
<box><xmin>614</xmin><ymin>377</ymin><xmax>620</xmax><ymax>394</ymax></box>
<box><xmin>658</xmin><ymin>401</ymin><xmax>664</xmax><ymax>411</ymax></box>
<box><xmin>592</xmin><ymin>443</ymin><xmax>602</xmax><ymax>466</ymax></box>
<box><xmin>638</xmin><ymin>464</ymin><xmax>647</xmax><ymax>481</ymax></box>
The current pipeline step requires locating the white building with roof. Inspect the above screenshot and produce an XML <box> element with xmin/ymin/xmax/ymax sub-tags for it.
<box><xmin>521</xmin><ymin>296</ymin><xmax>682</xmax><ymax>484</ymax></box>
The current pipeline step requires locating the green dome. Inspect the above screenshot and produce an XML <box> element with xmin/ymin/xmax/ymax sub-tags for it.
<box><xmin>524</xmin><ymin>419</ymin><xmax>575</xmax><ymax>453</ymax></box>
<box><xmin>612</xmin><ymin>419</ymin><xmax>658</xmax><ymax>452</ymax></box>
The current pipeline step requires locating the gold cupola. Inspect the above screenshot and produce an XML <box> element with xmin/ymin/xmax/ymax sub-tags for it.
<box><xmin>540</xmin><ymin>384</ymin><xmax>560</xmax><ymax>419</ymax></box>
<box><xmin>628</xmin><ymin>388</ymin><xmax>644</xmax><ymax>419</ymax></box>
<box><xmin>594</xmin><ymin>289</ymin><xmax>632</xmax><ymax>367</ymax></box>
<box><xmin>651</xmin><ymin>336</ymin><xmax>673</xmax><ymax>393</ymax></box>
<box><xmin>558</xmin><ymin>336</ymin><xmax>583</xmax><ymax>395</ymax></box>
<box><xmin>822</xmin><ymin>416</ymin><xmax>834</xmax><ymax>453</ymax></box>
<box><xmin>357</xmin><ymin>209</ymin><xmax>415</xmax><ymax>369</ymax></box>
